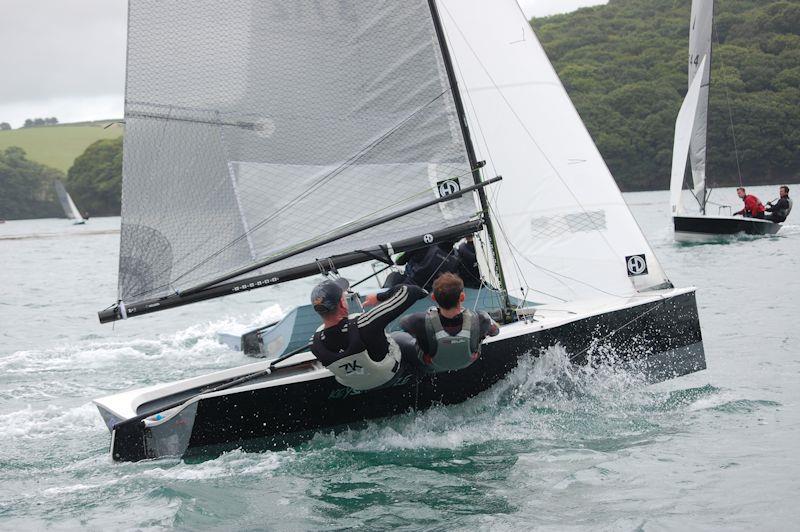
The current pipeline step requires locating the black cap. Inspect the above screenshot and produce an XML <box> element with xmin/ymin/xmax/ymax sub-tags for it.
<box><xmin>310</xmin><ymin>278</ymin><xmax>350</xmax><ymax>314</ymax></box>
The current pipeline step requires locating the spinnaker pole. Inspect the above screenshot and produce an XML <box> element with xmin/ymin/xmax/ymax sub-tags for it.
<box><xmin>427</xmin><ymin>0</ymin><xmax>510</xmax><ymax>312</ymax></box>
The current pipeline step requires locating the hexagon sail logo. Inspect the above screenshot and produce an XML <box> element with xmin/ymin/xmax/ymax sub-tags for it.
<box><xmin>626</xmin><ymin>254</ymin><xmax>648</xmax><ymax>277</ymax></box>
<box><xmin>437</xmin><ymin>178</ymin><xmax>461</xmax><ymax>198</ymax></box>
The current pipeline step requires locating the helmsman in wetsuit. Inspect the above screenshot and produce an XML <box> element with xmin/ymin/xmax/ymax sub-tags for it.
<box><xmin>310</xmin><ymin>278</ymin><xmax>427</xmax><ymax>391</ymax></box>
<box><xmin>765</xmin><ymin>185</ymin><xmax>792</xmax><ymax>223</ymax></box>
<box><xmin>400</xmin><ymin>273</ymin><xmax>499</xmax><ymax>373</ymax></box>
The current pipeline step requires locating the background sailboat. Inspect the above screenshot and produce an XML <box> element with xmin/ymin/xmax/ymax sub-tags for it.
<box><xmin>53</xmin><ymin>180</ymin><xmax>86</xmax><ymax>225</ymax></box>
<box><xmin>94</xmin><ymin>0</ymin><xmax>704</xmax><ymax>462</ymax></box>
<box><xmin>670</xmin><ymin>0</ymin><xmax>781</xmax><ymax>241</ymax></box>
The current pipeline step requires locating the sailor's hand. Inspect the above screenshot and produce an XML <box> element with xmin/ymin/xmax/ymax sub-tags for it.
<box><xmin>362</xmin><ymin>293</ymin><xmax>379</xmax><ymax>307</ymax></box>
<box><xmin>767</xmin><ymin>201</ymin><xmax>773</xmax><ymax>207</ymax></box>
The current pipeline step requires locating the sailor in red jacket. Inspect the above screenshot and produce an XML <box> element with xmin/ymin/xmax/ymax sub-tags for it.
<box><xmin>733</xmin><ymin>187</ymin><xmax>766</xmax><ymax>219</ymax></box>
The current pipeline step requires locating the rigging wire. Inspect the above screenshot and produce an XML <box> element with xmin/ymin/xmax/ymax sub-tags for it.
<box><xmin>712</xmin><ymin>16</ymin><xmax>744</xmax><ymax>187</ymax></box>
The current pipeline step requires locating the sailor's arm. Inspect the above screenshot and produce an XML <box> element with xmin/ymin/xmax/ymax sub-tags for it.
<box><xmin>357</xmin><ymin>284</ymin><xmax>428</xmax><ymax>330</ymax></box>
<box><xmin>478</xmin><ymin>311</ymin><xmax>500</xmax><ymax>338</ymax></box>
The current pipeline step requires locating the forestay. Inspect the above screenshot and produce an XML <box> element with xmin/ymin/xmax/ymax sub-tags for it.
<box><xmin>688</xmin><ymin>0</ymin><xmax>713</xmax><ymax>210</ymax></box>
<box><xmin>671</xmin><ymin>57</ymin><xmax>708</xmax><ymax>216</ymax></box>
<box><xmin>438</xmin><ymin>0</ymin><xmax>671</xmax><ymax>303</ymax></box>
<box><xmin>118</xmin><ymin>0</ymin><xmax>477</xmax><ymax>302</ymax></box>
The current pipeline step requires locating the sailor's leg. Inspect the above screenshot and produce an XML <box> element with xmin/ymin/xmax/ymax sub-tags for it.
<box><xmin>390</xmin><ymin>331</ymin><xmax>427</xmax><ymax>376</ymax></box>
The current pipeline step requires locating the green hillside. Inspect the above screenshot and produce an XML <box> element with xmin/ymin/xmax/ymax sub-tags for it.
<box><xmin>0</xmin><ymin>120</ymin><xmax>123</xmax><ymax>173</ymax></box>
<box><xmin>532</xmin><ymin>0</ymin><xmax>800</xmax><ymax>190</ymax></box>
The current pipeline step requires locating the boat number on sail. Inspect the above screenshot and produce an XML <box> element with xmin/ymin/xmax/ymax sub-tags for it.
<box><xmin>626</xmin><ymin>254</ymin><xmax>648</xmax><ymax>277</ymax></box>
<box><xmin>437</xmin><ymin>178</ymin><xmax>461</xmax><ymax>198</ymax></box>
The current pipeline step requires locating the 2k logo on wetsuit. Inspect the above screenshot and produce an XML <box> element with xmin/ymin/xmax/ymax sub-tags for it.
<box><xmin>339</xmin><ymin>360</ymin><xmax>364</xmax><ymax>375</ymax></box>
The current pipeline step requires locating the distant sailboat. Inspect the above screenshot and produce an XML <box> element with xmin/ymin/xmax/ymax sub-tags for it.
<box><xmin>93</xmin><ymin>0</ymin><xmax>705</xmax><ymax>462</ymax></box>
<box><xmin>670</xmin><ymin>0</ymin><xmax>780</xmax><ymax>241</ymax></box>
<box><xmin>54</xmin><ymin>180</ymin><xmax>86</xmax><ymax>225</ymax></box>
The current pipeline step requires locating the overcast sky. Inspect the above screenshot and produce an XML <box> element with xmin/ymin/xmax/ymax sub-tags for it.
<box><xmin>0</xmin><ymin>0</ymin><xmax>607</xmax><ymax>128</ymax></box>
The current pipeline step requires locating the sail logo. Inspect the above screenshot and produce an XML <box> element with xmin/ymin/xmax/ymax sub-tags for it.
<box><xmin>626</xmin><ymin>254</ymin><xmax>648</xmax><ymax>277</ymax></box>
<box><xmin>437</xmin><ymin>178</ymin><xmax>461</xmax><ymax>198</ymax></box>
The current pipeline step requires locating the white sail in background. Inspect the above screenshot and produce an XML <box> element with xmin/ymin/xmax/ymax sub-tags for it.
<box><xmin>438</xmin><ymin>0</ymin><xmax>671</xmax><ymax>303</ymax></box>
<box><xmin>54</xmin><ymin>180</ymin><xmax>85</xmax><ymax>223</ymax></box>
<box><xmin>688</xmin><ymin>0</ymin><xmax>713</xmax><ymax>209</ymax></box>
<box><xmin>671</xmin><ymin>57</ymin><xmax>708</xmax><ymax>216</ymax></box>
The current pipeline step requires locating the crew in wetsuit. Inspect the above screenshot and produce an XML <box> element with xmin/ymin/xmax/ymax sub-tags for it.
<box><xmin>383</xmin><ymin>242</ymin><xmax>460</xmax><ymax>291</ymax></box>
<box><xmin>733</xmin><ymin>187</ymin><xmax>766</xmax><ymax>219</ymax></box>
<box><xmin>765</xmin><ymin>186</ymin><xmax>792</xmax><ymax>223</ymax></box>
<box><xmin>456</xmin><ymin>235</ymin><xmax>481</xmax><ymax>289</ymax></box>
<box><xmin>400</xmin><ymin>273</ymin><xmax>499</xmax><ymax>373</ymax></box>
<box><xmin>310</xmin><ymin>278</ymin><xmax>427</xmax><ymax>391</ymax></box>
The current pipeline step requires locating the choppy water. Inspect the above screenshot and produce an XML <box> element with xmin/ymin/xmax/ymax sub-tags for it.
<box><xmin>1</xmin><ymin>185</ymin><xmax>799</xmax><ymax>530</ymax></box>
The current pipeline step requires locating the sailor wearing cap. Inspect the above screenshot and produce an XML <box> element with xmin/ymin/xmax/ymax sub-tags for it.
<box><xmin>310</xmin><ymin>278</ymin><xmax>428</xmax><ymax>391</ymax></box>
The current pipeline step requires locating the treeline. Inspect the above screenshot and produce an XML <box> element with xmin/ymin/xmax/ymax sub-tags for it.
<box><xmin>23</xmin><ymin>117</ymin><xmax>59</xmax><ymax>128</ymax></box>
<box><xmin>532</xmin><ymin>0</ymin><xmax>800</xmax><ymax>190</ymax></box>
<box><xmin>0</xmin><ymin>138</ymin><xmax>122</xmax><ymax>220</ymax></box>
<box><xmin>0</xmin><ymin>147</ymin><xmax>63</xmax><ymax>219</ymax></box>
<box><xmin>65</xmin><ymin>137</ymin><xmax>122</xmax><ymax>217</ymax></box>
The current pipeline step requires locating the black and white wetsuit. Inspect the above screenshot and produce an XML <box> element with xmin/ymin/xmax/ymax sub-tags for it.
<box><xmin>311</xmin><ymin>284</ymin><xmax>427</xmax><ymax>390</ymax></box>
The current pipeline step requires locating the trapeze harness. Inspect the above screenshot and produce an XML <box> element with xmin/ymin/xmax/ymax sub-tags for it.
<box><xmin>421</xmin><ymin>308</ymin><xmax>482</xmax><ymax>372</ymax></box>
<box><xmin>315</xmin><ymin>318</ymin><xmax>402</xmax><ymax>391</ymax></box>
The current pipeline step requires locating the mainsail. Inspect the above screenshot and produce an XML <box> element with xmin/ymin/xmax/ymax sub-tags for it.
<box><xmin>54</xmin><ymin>180</ymin><xmax>84</xmax><ymax>222</ymax></box>
<box><xmin>117</xmin><ymin>0</ymin><xmax>481</xmax><ymax>305</ymax></box>
<box><xmin>438</xmin><ymin>0</ymin><xmax>671</xmax><ymax>302</ymax></box>
<box><xmin>688</xmin><ymin>0</ymin><xmax>713</xmax><ymax>211</ymax></box>
<box><xmin>671</xmin><ymin>57</ymin><xmax>708</xmax><ymax>216</ymax></box>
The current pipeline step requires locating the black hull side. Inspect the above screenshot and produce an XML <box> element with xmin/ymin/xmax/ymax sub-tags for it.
<box><xmin>112</xmin><ymin>291</ymin><xmax>704</xmax><ymax>462</ymax></box>
<box><xmin>674</xmin><ymin>215</ymin><xmax>780</xmax><ymax>236</ymax></box>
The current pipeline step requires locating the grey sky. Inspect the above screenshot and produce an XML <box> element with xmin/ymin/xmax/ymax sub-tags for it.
<box><xmin>0</xmin><ymin>0</ymin><xmax>606</xmax><ymax>128</ymax></box>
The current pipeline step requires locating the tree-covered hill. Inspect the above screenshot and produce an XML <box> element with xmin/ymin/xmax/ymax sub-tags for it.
<box><xmin>532</xmin><ymin>0</ymin><xmax>800</xmax><ymax>190</ymax></box>
<box><xmin>0</xmin><ymin>147</ymin><xmax>64</xmax><ymax>220</ymax></box>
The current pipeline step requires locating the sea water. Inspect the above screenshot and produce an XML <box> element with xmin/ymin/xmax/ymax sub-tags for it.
<box><xmin>1</xmin><ymin>185</ymin><xmax>798</xmax><ymax>530</ymax></box>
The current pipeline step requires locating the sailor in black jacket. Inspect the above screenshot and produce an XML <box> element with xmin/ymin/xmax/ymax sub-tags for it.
<box><xmin>310</xmin><ymin>279</ymin><xmax>427</xmax><ymax>391</ymax></box>
<box><xmin>766</xmin><ymin>186</ymin><xmax>792</xmax><ymax>223</ymax></box>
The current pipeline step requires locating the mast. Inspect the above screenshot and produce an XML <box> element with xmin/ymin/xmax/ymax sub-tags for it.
<box><xmin>427</xmin><ymin>0</ymin><xmax>510</xmax><ymax>310</ymax></box>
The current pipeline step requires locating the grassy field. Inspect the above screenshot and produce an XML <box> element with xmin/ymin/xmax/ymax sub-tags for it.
<box><xmin>0</xmin><ymin>120</ymin><xmax>123</xmax><ymax>172</ymax></box>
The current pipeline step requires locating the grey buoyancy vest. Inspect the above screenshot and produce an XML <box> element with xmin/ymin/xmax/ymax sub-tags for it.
<box><xmin>316</xmin><ymin>319</ymin><xmax>401</xmax><ymax>391</ymax></box>
<box><xmin>422</xmin><ymin>309</ymin><xmax>482</xmax><ymax>372</ymax></box>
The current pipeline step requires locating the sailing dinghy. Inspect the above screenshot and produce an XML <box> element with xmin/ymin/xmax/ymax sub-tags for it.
<box><xmin>95</xmin><ymin>0</ymin><xmax>705</xmax><ymax>462</ymax></box>
<box><xmin>670</xmin><ymin>0</ymin><xmax>781</xmax><ymax>241</ymax></box>
<box><xmin>54</xmin><ymin>180</ymin><xmax>86</xmax><ymax>225</ymax></box>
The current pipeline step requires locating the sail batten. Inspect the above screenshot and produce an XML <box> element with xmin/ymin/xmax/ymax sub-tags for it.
<box><xmin>118</xmin><ymin>0</ymin><xmax>478</xmax><ymax>301</ymax></box>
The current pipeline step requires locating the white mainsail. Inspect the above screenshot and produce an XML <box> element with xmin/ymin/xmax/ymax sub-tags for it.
<box><xmin>54</xmin><ymin>180</ymin><xmax>85</xmax><ymax>223</ymax></box>
<box><xmin>688</xmin><ymin>0</ymin><xmax>714</xmax><ymax>210</ymax></box>
<box><xmin>671</xmin><ymin>57</ymin><xmax>708</xmax><ymax>216</ymax></box>
<box><xmin>439</xmin><ymin>0</ymin><xmax>671</xmax><ymax>303</ymax></box>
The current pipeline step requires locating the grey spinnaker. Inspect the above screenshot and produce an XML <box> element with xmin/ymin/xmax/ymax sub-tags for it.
<box><xmin>119</xmin><ymin>0</ymin><xmax>476</xmax><ymax>301</ymax></box>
